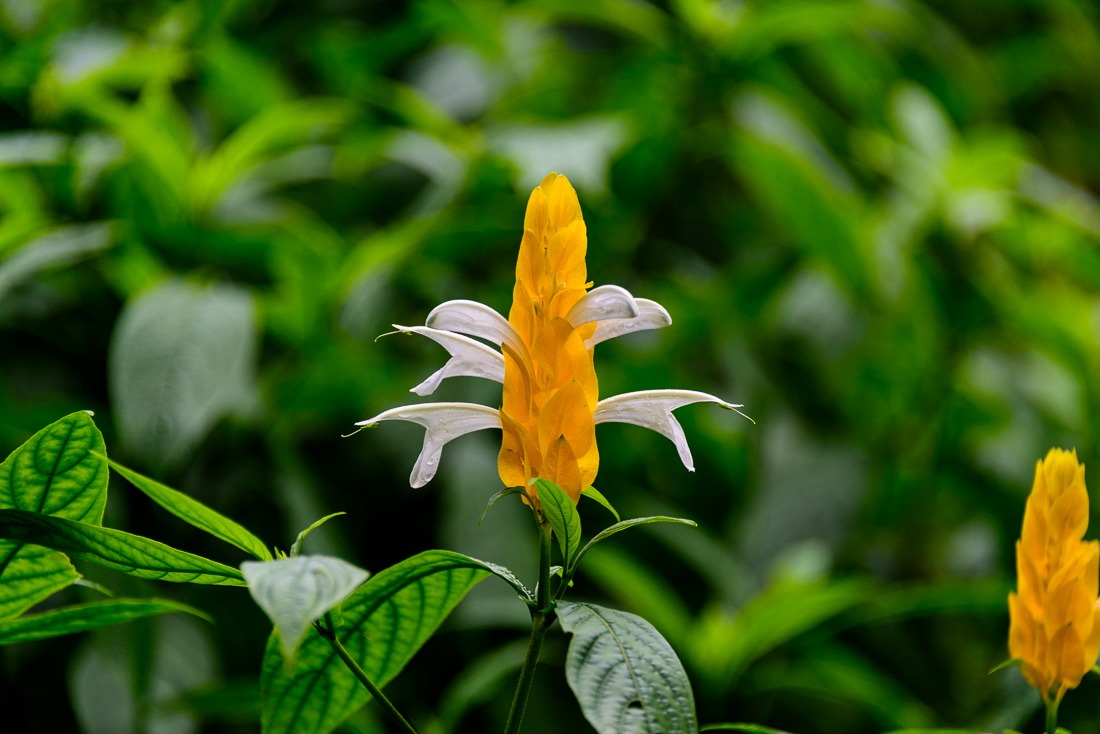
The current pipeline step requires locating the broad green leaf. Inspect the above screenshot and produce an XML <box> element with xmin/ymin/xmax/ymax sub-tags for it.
<box><xmin>557</xmin><ymin>600</ymin><xmax>697</xmax><ymax>734</ymax></box>
<box><xmin>261</xmin><ymin>550</ymin><xmax>498</xmax><ymax>734</ymax></box>
<box><xmin>571</xmin><ymin>515</ymin><xmax>696</xmax><ymax>574</ymax></box>
<box><xmin>242</xmin><ymin>555</ymin><xmax>369</xmax><ymax>661</ymax></box>
<box><xmin>0</xmin><ymin>411</ymin><xmax>108</xmax><ymax>619</ymax></box>
<box><xmin>0</xmin><ymin>598</ymin><xmax>208</xmax><ymax>645</ymax></box>
<box><xmin>701</xmin><ymin>726</ymin><xmax>795</xmax><ymax>733</ymax></box>
<box><xmin>106</xmin><ymin>456</ymin><xmax>272</xmax><ymax>561</ymax></box>
<box><xmin>582</xmin><ymin>485</ymin><xmax>620</xmax><ymax>522</ymax></box>
<box><xmin>0</xmin><ymin>509</ymin><xmax>246</xmax><ymax>586</ymax></box>
<box><xmin>534</xmin><ymin>478</ymin><xmax>581</xmax><ymax>568</ymax></box>
<box><xmin>289</xmin><ymin>513</ymin><xmax>346</xmax><ymax>558</ymax></box>
<box><xmin>109</xmin><ymin>279</ymin><xmax>258</xmax><ymax>468</ymax></box>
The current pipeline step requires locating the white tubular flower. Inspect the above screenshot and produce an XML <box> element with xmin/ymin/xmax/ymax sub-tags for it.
<box><xmin>389</xmin><ymin>325</ymin><xmax>505</xmax><ymax>396</ymax></box>
<box><xmin>358</xmin><ymin>172</ymin><xmax>751</xmax><ymax>500</ymax></box>
<box><xmin>355</xmin><ymin>403</ymin><xmax>502</xmax><ymax>488</ymax></box>
<box><xmin>593</xmin><ymin>390</ymin><xmax>750</xmax><ymax>472</ymax></box>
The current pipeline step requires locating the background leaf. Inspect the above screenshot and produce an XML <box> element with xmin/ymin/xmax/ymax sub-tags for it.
<box><xmin>108</xmin><ymin>279</ymin><xmax>258</xmax><ymax>469</ymax></box>
<box><xmin>0</xmin><ymin>411</ymin><xmax>107</xmax><ymax>619</ymax></box>
<box><xmin>557</xmin><ymin>600</ymin><xmax>697</xmax><ymax>734</ymax></box>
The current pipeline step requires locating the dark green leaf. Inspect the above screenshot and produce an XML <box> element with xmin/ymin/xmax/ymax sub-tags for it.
<box><xmin>0</xmin><ymin>411</ymin><xmax>108</xmax><ymax>619</ymax></box>
<box><xmin>260</xmin><ymin>550</ymin><xmax>497</xmax><ymax>734</ymax></box>
<box><xmin>534</xmin><ymin>478</ymin><xmax>581</xmax><ymax>568</ymax></box>
<box><xmin>478</xmin><ymin>486</ymin><xmax>530</xmax><ymax>527</ymax></box>
<box><xmin>107</xmin><ymin>456</ymin><xmax>272</xmax><ymax>561</ymax></box>
<box><xmin>557</xmin><ymin>600</ymin><xmax>697</xmax><ymax>734</ymax></box>
<box><xmin>700</xmin><ymin>726</ymin><xmax>795</xmax><ymax>733</ymax></box>
<box><xmin>581</xmin><ymin>486</ymin><xmax>620</xmax><ymax>522</ymax></box>
<box><xmin>0</xmin><ymin>509</ymin><xmax>246</xmax><ymax>586</ymax></box>
<box><xmin>0</xmin><ymin>598</ymin><xmax>209</xmax><ymax>645</ymax></box>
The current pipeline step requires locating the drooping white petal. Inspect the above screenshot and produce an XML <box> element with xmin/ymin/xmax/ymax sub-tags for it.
<box><xmin>567</xmin><ymin>285</ymin><xmax>639</xmax><ymax>328</ymax></box>
<box><xmin>391</xmin><ymin>324</ymin><xmax>505</xmax><ymax>395</ymax></box>
<box><xmin>425</xmin><ymin>299</ymin><xmax>527</xmax><ymax>359</ymax></box>
<box><xmin>356</xmin><ymin>403</ymin><xmax>502</xmax><ymax>487</ymax></box>
<box><xmin>593</xmin><ymin>390</ymin><xmax>749</xmax><ymax>472</ymax></box>
<box><xmin>586</xmin><ymin>298</ymin><xmax>672</xmax><ymax>348</ymax></box>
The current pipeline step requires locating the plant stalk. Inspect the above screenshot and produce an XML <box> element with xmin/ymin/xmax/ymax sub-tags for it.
<box><xmin>1045</xmin><ymin>695</ymin><xmax>1059</xmax><ymax>734</ymax></box>
<box><xmin>504</xmin><ymin>517</ymin><xmax>555</xmax><ymax>734</ymax></box>
<box><xmin>316</xmin><ymin>613</ymin><xmax>419</xmax><ymax>734</ymax></box>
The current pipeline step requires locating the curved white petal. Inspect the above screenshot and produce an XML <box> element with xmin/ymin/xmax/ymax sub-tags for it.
<box><xmin>593</xmin><ymin>390</ymin><xmax>749</xmax><ymax>472</ymax></box>
<box><xmin>391</xmin><ymin>325</ymin><xmax>505</xmax><ymax>395</ymax></box>
<box><xmin>356</xmin><ymin>403</ymin><xmax>502</xmax><ymax>487</ymax></box>
<box><xmin>567</xmin><ymin>285</ymin><xmax>639</xmax><ymax>328</ymax></box>
<box><xmin>586</xmin><ymin>298</ymin><xmax>672</xmax><ymax>348</ymax></box>
<box><xmin>425</xmin><ymin>299</ymin><xmax>527</xmax><ymax>359</ymax></box>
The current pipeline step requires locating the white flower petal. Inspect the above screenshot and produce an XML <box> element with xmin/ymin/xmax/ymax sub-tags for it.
<box><xmin>567</xmin><ymin>285</ymin><xmax>639</xmax><ymax>328</ymax></box>
<box><xmin>356</xmin><ymin>403</ymin><xmax>502</xmax><ymax>487</ymax></box>
<box><xmin>586</xmin><ymin>298</ymin><xmax>672</xmax><ymax>348</ymax></box>
<box><xmin>593</xmin><ymin>390</ymin><xmax>748</xmax><ymax>472</ymax></box>
<box><xmin>391</xmin><ymin>325</ymin><xmax>505</xmax><ymax>395</ymax></box>
<box><xmin>425</xmin><ymin>299</ymin><xmax>527</xmax><ymax>359</ymax></box>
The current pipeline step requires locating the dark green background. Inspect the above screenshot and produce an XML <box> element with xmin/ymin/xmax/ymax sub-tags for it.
<box><xmin>3</xmin><ymin>0</ymin><xmax>1100</xmax><ymax>732</ymax></box>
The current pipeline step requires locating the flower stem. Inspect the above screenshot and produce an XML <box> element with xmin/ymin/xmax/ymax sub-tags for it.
<box><xmin>1045</xmin><ymin>695</ymin><xmax>1059</xmax><ymax>734</ymax></box>
<box><xmin>316</xmin><ymin>613</ymin><xmax>419</xmax><ymax>734</ymax></box>
<box><xmin>504</xmin><ymin>517</ymin><xmax>555</xmax><ymax>734</ymax></box>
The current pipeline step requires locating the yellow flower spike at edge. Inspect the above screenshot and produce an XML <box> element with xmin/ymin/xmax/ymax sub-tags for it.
<box><xmin>356</xmin><ymin>172</ymin><xmax>752</xmax><ymax>507</ymax></box>
<box><xmin>1009</xmin><ymin>448</ymin><xmax>1100</xmax><ymax>714</ymax></box>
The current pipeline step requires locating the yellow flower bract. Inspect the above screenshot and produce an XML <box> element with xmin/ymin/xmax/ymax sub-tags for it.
<box><xmin>1009</xmin><ymin>448</ymin><xmax>1100</xmax><ymax>704</ymax></box>
<box><xmin>498</xmin><ymin>173</ymin><xmax>599</xmax><ymax>504</ymax></box>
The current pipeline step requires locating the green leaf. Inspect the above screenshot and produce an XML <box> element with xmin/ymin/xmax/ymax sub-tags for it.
<box><xmin>571</xmin><ymin>515</ymin><xmax>696</xmax><ymax>574</ymax></box>
<box><xmin>557</xmin><ymin>600</ymin><xmax>697</xmax><ymax>734</ymax></box>
<box><xmin>261</xmin><ymin>550</ymin><xmax>497</xmax><ymax>734</ymax></box>
<box><xmin>289</xmin><ymin>513</ymin><xmax>346</xmax><ymax>558</ymax></box>
<box><xmin>581</xmin><ymin>486</ymin><xmax>620</xmax><ymax>522</ymax></box>
<box><xmin>106</xmin><ymin>456</ymin><xmax>272</xmax><ymax>561</ymax></box>
<box><xmin>0</xmin><ymin>411</ymin><xmax>108</xmax><ymax>619</ymax></box>
<box><xmin>0</xmin><ymin>509</ymin><xmax>246</xmax><ymax>586</ymax></box>
<box><xmin>241</xmin><ymin>555</ymin><xmax>369</xmax><ymax>661</ymax></box>
<box><xmin>0</xmin><ymin>223</ymin><xmax>114</xmax><ymax>304</ymax></box>
<box><xmin>0</xmin><ymin>598</ymin><xmax>209</xmax><ymax>645</ymax></box>
<box><xmin>534</xmin><ymin>478</ymin><xmax>581</xmax><ymax>568</ymax></box>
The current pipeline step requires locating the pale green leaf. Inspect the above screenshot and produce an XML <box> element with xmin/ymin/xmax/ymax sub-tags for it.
<box><xmin>0</xmin><ymin>509</ymin><xmax>246</xmax><ymax>586</ymax></box>
<box><xmin>106</xmin><ymin>456</ymin><xmax>272</xmax><ymax>561</ymax></box>
<box><xmin>0</xmin><ymin>598</ymin><xmax>209</xmax><ymax>645</ymax></box>
<box><xmin>581</xmin><ymin>485</ymin><xmax>620</xmax><ymax>522</ymax></box>
<box><xmin>534</xmin><ymin>478</ymin><xmax>581</xmax><ymax>568</ymax></box>
<box><xmin>242</xmin><ymin>555</ymin><xmax>369</xmax><ymax>662</ymax></box>
<box><xmin>109</xmin><ymin>279</ymin><xmax>258</xmax><ymax>468</ymax></box>
<box><xmin>0</xmin><ymin>223</ymin><xmax>113</xmax><ymax>304</ymax></box>
<box><xmin>261</xmin><ymin>550</ymin><xmax>497</xmax><ymax>734</ymax></box>
<box><xmin>0</xmin><ymin>411</ymin><xmax>107</xmax><ymax>619</ymax></box>
<box><xmin>289</xmin><ymin>513</ymin><xmax>346</xmax><ymax>558</ymax></box>
<box><xmin>557</xmin><ymin>600</ymin><xmax>697</xmax><ymax>734</ymax></box>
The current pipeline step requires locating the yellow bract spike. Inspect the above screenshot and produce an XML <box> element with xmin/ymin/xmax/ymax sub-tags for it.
<box><xmin>1009</xmin><ymin>448</ymin><xmax>1100</xmax><ymax>705</ymax></box>
<box><xmin>499</xmin><ymin>173</ymin><xmax>598</xmax><ymax>506</ymax></box>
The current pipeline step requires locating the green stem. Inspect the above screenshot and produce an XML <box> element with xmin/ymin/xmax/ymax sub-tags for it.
<box><xmin>1045</xmin><ymin>695</ymin><xmax>1059</xmax><ymax>734</ymax></box>
<box><xmin>504</xmin><ymin>518</ymin><xmax>555</xmax><ymax>734</ymax></box>
<box><xmin>316</xmin><ymin>613</ymin><xmax>419</xmax><ymax>734</ymax></box>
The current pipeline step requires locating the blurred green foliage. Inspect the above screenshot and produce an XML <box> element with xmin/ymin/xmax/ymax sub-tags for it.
<box><xmin>3</xmin><ymin>0</ymin><xmax>1100</xmax><ymax>732</ymax></box>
